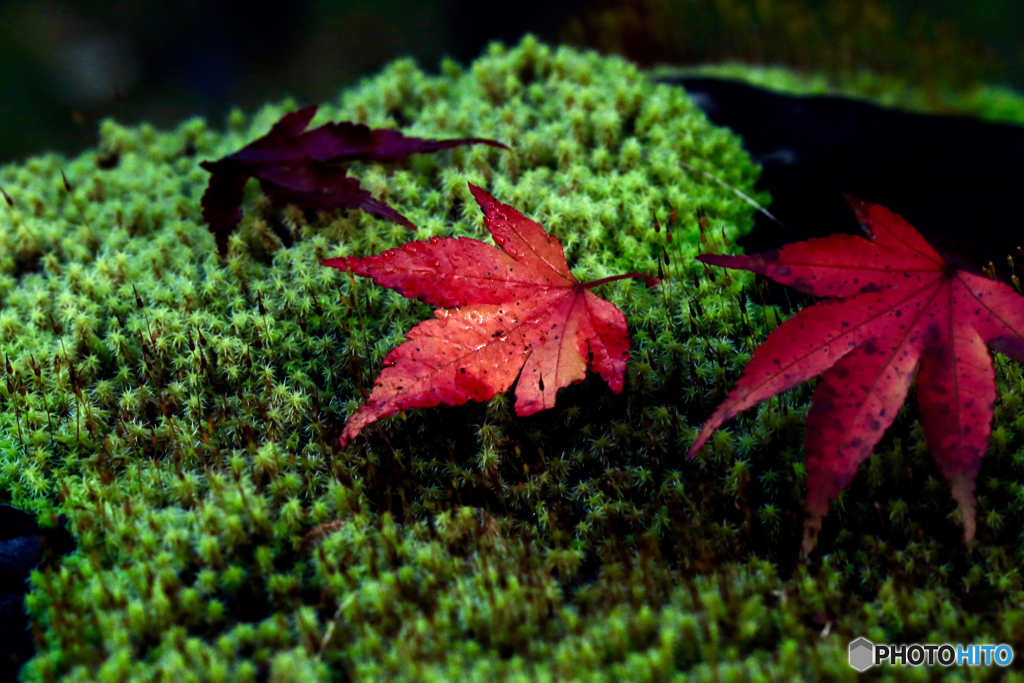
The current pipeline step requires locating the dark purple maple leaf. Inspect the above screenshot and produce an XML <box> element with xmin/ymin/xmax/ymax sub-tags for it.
<box><xmin>200</xmin><ymin>105</ymin><xmax>508</xmax><ymax>254</ymax></box>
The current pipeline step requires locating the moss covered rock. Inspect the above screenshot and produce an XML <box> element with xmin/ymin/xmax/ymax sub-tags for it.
<box><xmin>1</xmin><ymin>37</ymin><xmax>1022</xmax><ymax>682</ymax></box>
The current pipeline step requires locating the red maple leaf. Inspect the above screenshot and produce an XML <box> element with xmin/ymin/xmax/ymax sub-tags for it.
<box><xmin>200</xmin><ymin>105</ymin><xmax>507</xmax><ymax>254</ymax></box>
<box><xmin>325</xmin><ymin>184</ymin><xmax>658</xmax><ymax>446</ymax></box>
<box><xmin>691</xmin><ymin>197</ymin><xmax>1024</xmax><ymax>551</ymax></box>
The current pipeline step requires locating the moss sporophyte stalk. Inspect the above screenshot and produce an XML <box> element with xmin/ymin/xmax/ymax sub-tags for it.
<box><xmin>1</xmin><ymin>36</ymin><xmax>1024</xmax><ymax>682</ymax></box>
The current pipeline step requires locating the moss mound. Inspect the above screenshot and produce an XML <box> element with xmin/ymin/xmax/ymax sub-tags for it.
<box><xmin>1</xmin><ymin>37</ymin><xmax>1022</xmax><ymax>682</ymax></box>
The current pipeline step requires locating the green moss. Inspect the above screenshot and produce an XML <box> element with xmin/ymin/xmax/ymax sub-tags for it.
<box><xmin>2</xmin><ymin>37</ymin><xmax>1024</xmax><ymax>682</ymax></box>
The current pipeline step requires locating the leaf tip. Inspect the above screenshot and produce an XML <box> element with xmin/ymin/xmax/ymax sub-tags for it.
<box><xmin>321</xmin><ymin>257</ymin><xmax>350</xmax><ymax>270</ymax></box>
<box><xmin>841</xmin><ymin>193</ymin><xmax>876</xmax><ymax>237</ymax></box>
<box><xmin>695</xmin><ymin>253</ymin><xmax>742</xmax><ymax>269</ymax></box>
<box><xmin>467</xmin><ymin>182</ymin><xmax>490</xmax><ymax>204</ymax></box>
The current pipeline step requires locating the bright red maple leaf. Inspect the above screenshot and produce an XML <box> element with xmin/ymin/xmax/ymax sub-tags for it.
<box><xmin>691</xmin><ymin>197</ymin><xmax>1024</xmax><ymax>551</ymax></box>
<box><xmin>200</xmin><ymin>105</ymin><xmax>507</xmax><ymax>254</ymax></box>
<box><xmin>325</xmin><ymin>184</ymin><xmax>658</xmax><ymax>446</ymax></box>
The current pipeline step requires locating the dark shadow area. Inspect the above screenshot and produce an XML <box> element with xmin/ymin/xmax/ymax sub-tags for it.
<box><xmin>0</xmin><ymin>505</ymin><xmax>74</xmax><ymax>680</ymax></box>
<box><xmin>670</xmin><ymin>77</ymin><xmax>1024</xmax><ymax>274</ymax></box>
<box><xmin>0</xmin><ymin>0</ymin><xmax>586</xmax><ymax>164</ymax></box>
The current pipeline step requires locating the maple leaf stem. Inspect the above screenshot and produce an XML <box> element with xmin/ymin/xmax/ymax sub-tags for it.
<box><xmin>582</xmin><ymin>272</ymin><xmax>660</xmax><ymax>289</ymax></box>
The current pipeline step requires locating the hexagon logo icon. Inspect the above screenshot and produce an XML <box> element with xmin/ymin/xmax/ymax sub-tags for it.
<box><xmin>849</xmin><ymin>638</ymin><xmax>874</xmax><ymax>671</ymax></box>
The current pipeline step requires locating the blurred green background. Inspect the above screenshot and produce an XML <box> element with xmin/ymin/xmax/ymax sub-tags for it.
<box><xmin>1</xmin><ymin>0</ymin><xmax>1022</xmax><ymax>164</ymax></box>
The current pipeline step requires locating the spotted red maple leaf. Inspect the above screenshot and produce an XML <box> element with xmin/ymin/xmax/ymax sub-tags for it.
<box><xmin>200</xmin><ymin>105</ymin><xmax>507</xmax><ymax>254</ymax></box>
<box><xmin>691</xmin><ymin>197</ymin><xmax>1024</xmax><ymax>552</ymax></box>
<box><xmin>325</xmin><ymin>184</ymin><xmax>658</xmax><ymax>446</ymax></box>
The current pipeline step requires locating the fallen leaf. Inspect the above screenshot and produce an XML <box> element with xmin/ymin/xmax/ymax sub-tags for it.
<box><xmin>200</xmin><ymin>105</ymin><xmax>508</xmax><ymax>254</ymax></box>
<box><xmin>325</xmin><ymin>183</ymin><xmax>658</xmax><ymax>446</ymax></box>
<box><xmin>691</xmin><ymin>196</ymin><xmax>1024</xmax><ymax>553</ymax></box>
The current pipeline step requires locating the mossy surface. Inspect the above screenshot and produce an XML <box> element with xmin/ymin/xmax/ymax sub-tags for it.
<box><xmin>1</xmin><ymin>38</ymin><xmax>1023</xmax><ymax>682</ymax></box>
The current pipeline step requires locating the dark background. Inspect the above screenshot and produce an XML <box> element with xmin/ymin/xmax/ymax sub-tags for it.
<box><xmin>1</xmin><ymin>0</ymin><xmax>1023</xmax><ymax>164</ymax></box>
